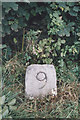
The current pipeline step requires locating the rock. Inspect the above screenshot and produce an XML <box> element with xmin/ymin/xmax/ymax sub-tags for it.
<box><xmin>25</xmin><ymin>64</ymin><xmax>57</xmax><ymax>98</ymax></box>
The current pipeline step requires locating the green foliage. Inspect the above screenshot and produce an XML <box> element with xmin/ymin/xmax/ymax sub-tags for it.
<box><xmin>0</xmin><ymin>94</ymin><xmax>17</xmax><ymax>118</ymax></box>
<box><xmin>2</xmin><ymin>46</ymin><xmax>12</xmax><ymax>62</ymax></box>
<box><xmin>2</xmin><ymin>2</ymin><xmax>80</xmax><ymax>119</ymax></box>
<box><xmin>0</xmin><ymin>44</ymin><xmax>6</xmax><ymax>49</ymax></box>
<box><xmin>2</xmin><ymin>2</ymin><xmax>80</xmax><ymax>61</ymax></box>
<box><xmin>2</xmin><ymin>3</ymin><xmax>46</xmax><ymax>37</ymax></box>
<box><xmin>46</xmin><ymin>2</ymin><xmax>80</xmax><ymax>65</ymax></box>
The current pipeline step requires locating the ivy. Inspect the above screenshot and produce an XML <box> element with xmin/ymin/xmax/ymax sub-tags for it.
<box><xmin>2</xmin><ymin>2</ymin><xmax>80</xmax><ymax>66</ymax></box>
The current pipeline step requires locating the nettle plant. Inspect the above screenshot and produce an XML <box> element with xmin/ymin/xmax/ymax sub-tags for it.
<box><xmin>33</xmin><ymin>37</ymin><xmax>66</xmax><ymax>64</ymax></box>
<box><xmin>47</xmin><ymin>2</ymin><xmax>80</xmax><ymax>36</ymax></box>
<box><xmin>46</xmin><ymin>2</ymin><xmax>80</xmax><ymax>63</ymax></box>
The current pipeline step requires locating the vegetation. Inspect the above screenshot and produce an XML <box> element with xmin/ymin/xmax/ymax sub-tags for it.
<box><xmin>1</xmin><ymin>2</ymin><xmax>80</xmax><ymax>119</ymax></box>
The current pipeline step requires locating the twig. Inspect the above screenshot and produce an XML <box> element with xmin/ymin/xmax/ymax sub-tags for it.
<box><xmin>22</xmin><ymin>28</ymin><xmax>25</xmax><ymax>52</ymax></box>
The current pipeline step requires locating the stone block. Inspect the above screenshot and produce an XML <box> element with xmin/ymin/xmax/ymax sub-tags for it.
<box><xmin>25</xmin><ymin>64</ymin><xmax>57</xmax><ymax>98</ymax></box>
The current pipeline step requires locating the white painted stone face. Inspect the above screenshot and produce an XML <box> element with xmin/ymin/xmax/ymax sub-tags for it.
<box><xmin>25</xmin><ymin>64</ymin><xmax>57</xmax><ymax>98</ymax></box>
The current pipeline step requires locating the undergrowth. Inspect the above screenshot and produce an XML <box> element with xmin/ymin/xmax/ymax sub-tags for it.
<box><xmin>2</xmin><ymin>52</ymin><xmax>79</xmax><ymax>119</ymax></box>
<box><xmin>1</xmin><ymin>2</ymin><xmax>80</xmax><ymax>119</ymax></box>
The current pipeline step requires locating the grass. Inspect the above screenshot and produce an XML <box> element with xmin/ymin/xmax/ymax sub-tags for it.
<box><xmin>2</xmin><ymin>52</ymin><xmax>79</xmax><ymax>119</ymax></box>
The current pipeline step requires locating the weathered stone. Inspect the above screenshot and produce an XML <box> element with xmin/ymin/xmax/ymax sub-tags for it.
<box><xmin>25</xmin><ymin>64</ymin><xmax>57</xmax><ymax>98</ymax></box>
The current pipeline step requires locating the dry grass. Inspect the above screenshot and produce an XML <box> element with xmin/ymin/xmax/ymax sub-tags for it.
<box><xmin>8</xmin><ymin>82</ymin><xmax>78</xmax><ymax>118</ymax></box>
<box><xmin>2</xmin><ymin>53</ymin><xmax>79</xmax><ymax>118</ymax></box>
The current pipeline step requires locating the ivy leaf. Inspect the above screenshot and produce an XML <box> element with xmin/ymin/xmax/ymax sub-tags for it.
<box><xmin>58</xmin><ymin>2</ymin><xmax>66</xmax><ymax>8</ymax></box>
<box><xmin>68</xmin><ymin>22</ymin><xmax>75</xmax><ymax>26</ymax></box>
<box><xmin>9</xmin><ymin>3</ymin><xmax>18</xmax><ymax>11</ymax></box>
<box><xmin>3</xmin><ymin>19</ymin><xmax>8</xmax><ymax>26</ymax></box>
<box><xmin>73</xmin><ymin>6</ymin><xmax>80</xmax><ymax>12</ymax></box>
<box><xmin>25</xmin><ymin>13</ymin><xmax>30</xmax><ymax>21</ymax></box>
<box><xmin>69</xmin><ymin>10</ymin><xmax>77</xmax><ymax>16</ymax></box>
<box><xmin>64</xmin><ymin>28</ymin><xmax>70</xmax><ymax>37</ymax></box>
<box><xmin>65</xmin><ymin>32</ymin><xmax>70</xmax><ymax>37</ymax></box>
<box><xmin>3</xmin><ymin>25</ymin><xmax>11</xmax><ymax>35</ymax></box>
<box><xmin>77</xmin><ymin>33</ymin><xmax>80</xmax><ymax>36</ymax></box>
<box><xmin>0</xmin><ymin>44</ymin><xmax>6</xmax><ymax>49</ymax></box>
<box><xmin>61</xmin><ymin>40</ymin><xmax>66</xmax><ymax>44</ymax></box>
<box><xmin>57</xmin><ymin>30</ymin><xmax>65</xmax><ymax>37</ymax></box>
<box><xmin>64</xmin><ymin>7</ymin><xmax>70</xmax><ymax>12</ymax></box>
<box><xmin>3</xmin><ymin>3</ymin><xmax>18</xmax><ymax>12</ymax></box>
<box><xmin>5</xmin><ymin>8</ymin><xmax>11</xmax><ymax>13</ymax></box>
<box><xmin>67</xmin><ymin>3</ymin><xmax>75</xmax><ymax>7</ymax></box>
<box><xmin>18</xmin><ymin>18</ymin><xmax>24</xmax><ymax>27</ymax></box>
<box><xmin>11</xmin><ymin>23</ymin><xmax>18</xmax><ymax>31</ymax></box>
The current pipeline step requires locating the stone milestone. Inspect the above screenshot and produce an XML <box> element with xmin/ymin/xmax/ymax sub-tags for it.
<box><xmin>25</xmin><ymin>64</ymin><xmax>57</xmax><ymax>98</ymax></box>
